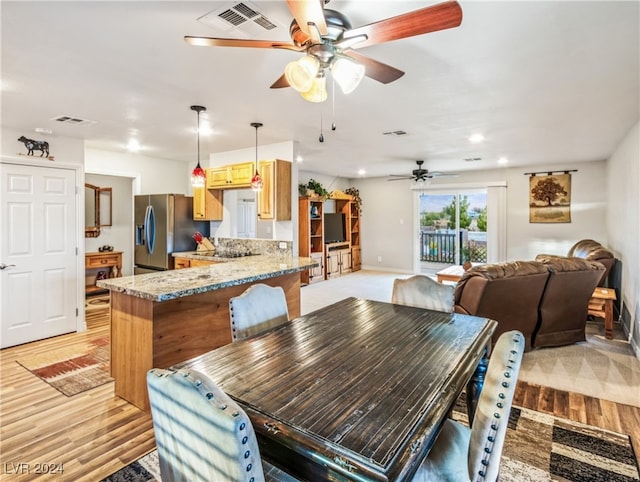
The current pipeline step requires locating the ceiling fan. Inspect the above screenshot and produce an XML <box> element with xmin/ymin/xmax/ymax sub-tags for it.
<box><xmin>388</xmin><ymin>160</ymin><xmax>458</xmax><ymax>181</ymax></box>
<box><xmin>185</xmin><ymin>0</ymin><xmax>463</xmax><ymax>101</ymax></box>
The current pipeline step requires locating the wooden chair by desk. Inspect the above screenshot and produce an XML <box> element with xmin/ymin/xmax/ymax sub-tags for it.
<box><xmin>177</xmin><ymin>297</ymin><xmax>496</xmax><ymax>481</ymax></box>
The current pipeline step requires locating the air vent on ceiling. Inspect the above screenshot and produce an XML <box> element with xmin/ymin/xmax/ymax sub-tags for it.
<box><xmin>464</xmin><ymin>157</ymin><xmax>482</xmax><ymax>162</ymax></box>
<box><xmin>382</xmin><ymin>130</ymin><xmax>407</xmax><ymax>136</ymax></box>
<box><xmin>51</xmin><ymin>115</ymin><xmax>96</xmax><ymax>126</ymax></box>
<box><xmin>198</xmin><ymin>2</ymin><xmax>281</xmax><ymax>38</ymax></box>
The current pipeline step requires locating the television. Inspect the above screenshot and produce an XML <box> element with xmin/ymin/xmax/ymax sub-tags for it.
<box><xmin>324</xmin><ymin>213</ymin><xmax>346</xmax><ymax>243</ymax></box>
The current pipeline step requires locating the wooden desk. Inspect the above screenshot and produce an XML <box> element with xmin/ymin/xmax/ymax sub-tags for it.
<box><xmin>589</xmin><ymin>287</ymin><xmax>617</xmax><ymax>339</ymax></box>
<box><xmin>178</xmin><ymin>297</ymin><xmax>496</xmax><ymax>481</ymax></box>
<box><xmin>85</xmin><ymin>251</ymin><xmax>122</xmax><ymax>295</ymax></box>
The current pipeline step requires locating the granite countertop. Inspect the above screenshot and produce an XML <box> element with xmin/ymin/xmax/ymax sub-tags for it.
<box><xmin>96</xmin><ymin>255</ymin><xmax>317</xmax><ymax>302</ymax></box>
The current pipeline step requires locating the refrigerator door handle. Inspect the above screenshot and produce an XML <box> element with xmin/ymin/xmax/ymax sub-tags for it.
<box><xmin>145</xmin><ymin>205</ymin><xmax>156</xmax><ymax>254</ymax></box>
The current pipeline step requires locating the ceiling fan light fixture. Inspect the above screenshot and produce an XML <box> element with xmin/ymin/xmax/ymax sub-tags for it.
<box><xmin>331</xmin><ymin>57</ymin><xmax>365</xmax><ymax>94</ymax></box>
<box><xmin>285</xmin><ymin>55</ymin><xmax>320</xmax><ymax>93</ymax></box>
<box><xmin>300</xmin><ymin>75</ymin><xmax>328</xmax><ymax>103</ymax></box>
<box><xmin>190</xmin><ymin>105</ymin><xmax>207</xmax><ymax>188</ymax></box>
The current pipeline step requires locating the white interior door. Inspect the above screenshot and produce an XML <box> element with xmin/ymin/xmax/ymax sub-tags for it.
<box><xmin>1</xmin><ymin>162</ymin><xmax>78</xmax><ymax>348</ymax></box>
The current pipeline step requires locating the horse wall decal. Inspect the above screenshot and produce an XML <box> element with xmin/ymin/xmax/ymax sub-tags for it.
<box><xmin>18</xmin><ymin>136</ymin><xmax>50</xmax><ymax>157</ymax></box>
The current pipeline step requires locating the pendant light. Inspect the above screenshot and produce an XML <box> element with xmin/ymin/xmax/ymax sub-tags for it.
<box><xmin>250</xmin><ymin>122</ymin><xmax>263</xmax><ymax>192</ymax></box>
<box><xmin>190</xmin><ymin>105</ymin><xmax>206</xmax><ymax>187</ymax></box>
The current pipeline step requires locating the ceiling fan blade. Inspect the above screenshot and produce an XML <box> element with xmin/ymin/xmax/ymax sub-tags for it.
<box><xmin>184</xmin><ymin>36</ymin><xmax>303</xmax><ymax>51</ymax></box>
<box><xmin>343</xmin><ymin>0</ymin><xmax>463</xmax><ymax>50</ymax></box>
<box><xmin>429</xmin><ymin>172</ymin><xmax>460</xmax><ymax>178</ymax></box>
<box><xmin>387</xmin><ymin>177</ymin><xmax>414</xmax><ymax>181</ymax></box>
<box><xmin>344</xmin><ymin>51</ymin><xmax>404</xmax><ymax>84</ymax></box>
<box><xmin>270</xmin><ymin>73</ymin><xmax>290</xmax><ymax>89</ymax></box>
<box><xmin>286</xmin><ymin>0</ymin><xmax>328</xmax><ymax>36</ymax></box>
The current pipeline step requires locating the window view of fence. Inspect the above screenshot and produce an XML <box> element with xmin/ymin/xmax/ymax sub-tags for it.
<box><xmin>420</xmin><ymin>193</ymin><xmax>487</xmax><ymax>264</ymax></box>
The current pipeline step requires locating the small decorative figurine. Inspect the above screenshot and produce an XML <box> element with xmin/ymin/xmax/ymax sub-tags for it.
<box><xmin>18</xmin><ymin>136</ymin><xmax>50</xmax><ymax>157</ymax></box>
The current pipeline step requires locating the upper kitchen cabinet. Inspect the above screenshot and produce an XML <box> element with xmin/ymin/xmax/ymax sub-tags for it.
<box><xmin>206</xmin><ymin>162</ymin><xmax>254</xmax><ymax>189</ymax></box>
<box><xmin>193</xmin><ymin>186</ymin><xmax>223</xmax><ymax>221</ymax></box>
<box><xmin>257</xmin><ymin>159</ymin><xmax>291</xmax><ymax>221</ymax></box>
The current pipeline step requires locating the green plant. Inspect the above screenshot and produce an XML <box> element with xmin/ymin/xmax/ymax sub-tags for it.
<box><xmin>345</xmin><ymin>187</ymin><xmax>362</xmax><ymax>214</ymax></box>
<box><xmin>305</xmin><ymin>179</ymin><xmax>329</xmax><ymax>198</ymax></box>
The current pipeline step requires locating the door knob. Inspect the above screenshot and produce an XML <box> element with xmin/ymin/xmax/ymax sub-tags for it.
<box><xmin>0</xmin><ymin>264</ymin><xmax>16</xmax><ymax>270</ymax></box>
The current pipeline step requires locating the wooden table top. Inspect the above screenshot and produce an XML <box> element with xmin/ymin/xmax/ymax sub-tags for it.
<box><xmin>178</xmin><ymin>297</ymin><xmax>496</xmax><ymax>481</ymax></box>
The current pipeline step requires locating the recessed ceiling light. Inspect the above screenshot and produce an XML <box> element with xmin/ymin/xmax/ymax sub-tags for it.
<box><xmin>357</xmin><ymin>169</ymin><xmax>366</xmax><ymax>176</ymax></box>
<box><xmin>497</xmin><ymin>157</ymin><xmax>509</xmax><ymax>165</ymax></box>
<box><xmin>468</xmin><ymin>133</ymin><xmax>485</xmax><ymax>143</ymax></box>
<box><xmin>296</xmin><ymin>155</ymin><xmax>303</xmax><ymax>163</ymax></box>
<box><xmin>198</xmin><ymin>121</ymin><xmax>212</xmax><ymax>136</ymax></box>
<box><xmin>127</xmin><ymin>139</ymin><xmax>141</xmax><ymax>152</ymax></box>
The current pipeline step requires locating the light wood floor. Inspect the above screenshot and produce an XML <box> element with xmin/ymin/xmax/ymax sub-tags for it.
<box><xmin>1</xmin><ymin>301</ymin><xmax>639</xmax><ymax>481</ymax></box>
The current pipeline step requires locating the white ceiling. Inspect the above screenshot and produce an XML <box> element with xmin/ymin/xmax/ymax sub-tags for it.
<box><xmin>1</xmin><ymin>1</ymin><xmax>638</xmax><ymax>179</ymax></box>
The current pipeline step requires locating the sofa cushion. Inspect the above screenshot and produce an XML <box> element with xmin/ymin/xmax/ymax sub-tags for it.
<box><xmin>533</xmin><ymin>255</ymin><xmax>605</xmax><ymax>348</ymax></box>
<box><xmin>567</xmin><ymin>239</ymin><xmax>614</xmax><ymax>286</ymax></box>
<box><xmin>453</xmin><ymin>261</ymin><xmax>549</xmax><ymax>351</ymax></box>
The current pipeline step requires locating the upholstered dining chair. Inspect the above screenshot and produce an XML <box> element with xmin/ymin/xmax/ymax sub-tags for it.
<box><xmin>229</xmin><ymin>283</ymin><xmax>290</xmax><ymax>341</ymax></box>
<box><xmin>391</xmin><ymin>275</ymin><xmax>455</xmax><ymax>312</ymax></box>
<box><xmin>412</xmin><ymin>330</ymin><xmax>525</xmax><ymax>482</ymax></box>
<box><xmin>147</xmin><ymin>368</ymin><xmax>298</xmax><ymax>482</ymax></box>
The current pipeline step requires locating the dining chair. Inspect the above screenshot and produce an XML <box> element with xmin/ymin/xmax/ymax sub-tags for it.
<box><xmin>391</xmin><ymin>275</ymin><xmax>455</xmax><ymax>312</ymax></box>
<box><xmin>412</xmin><ymin>330</ymin><xmax>525</xmax><ymax>482</ymax></box>
<box><xmin>147</xmin><ymin>368</ymin><xmax>298</xmax><ymax>482</ymax></box>
<box><xmin>229</xmin><ymin>283</ymin><xmax>290</xmax><ymax>341</ymax></box>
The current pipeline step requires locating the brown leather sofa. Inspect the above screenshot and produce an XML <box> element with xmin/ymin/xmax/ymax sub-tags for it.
<box><xmin>533</xmin><ymin>255</ymin><xmax>606</xmax><ymax>347</ymax></box>
<box><xmin>453</xmin><ymin>258</ymin><xmax>605</xmax><ymax>351</ymax></box>
<box><xmin>567</xmin><ymin>239</ymin><xmax>614</xmax><ymax>287</ymax></box>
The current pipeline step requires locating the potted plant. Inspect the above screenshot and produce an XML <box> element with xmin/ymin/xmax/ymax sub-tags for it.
<box><xmin>303</xmin><ymin>179</ymin><xmax>330</xmax><ymax>199</ymax></box>
<box><xmin>345</xmin><ymin>187</ymin><xmax>362</xmax><ymax>214</ymax></box>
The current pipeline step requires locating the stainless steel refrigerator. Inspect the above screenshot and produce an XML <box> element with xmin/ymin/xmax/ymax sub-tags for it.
<box><xmin>134</xmin><ymin>194</ymin><xmax>209</xmax><ymax>273</ymax></box>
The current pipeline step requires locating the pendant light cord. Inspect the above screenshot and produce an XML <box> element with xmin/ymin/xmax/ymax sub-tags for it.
<box><xmin>197</xmin><ymin>110</ymin><xmax>201</xmax><ymax>168</ymax></box>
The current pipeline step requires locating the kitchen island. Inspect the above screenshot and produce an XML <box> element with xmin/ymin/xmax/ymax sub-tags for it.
<box><xmin>97</xmin><ymin>255</ymin><xmax>317</xmax><ymax>411</ymax></box>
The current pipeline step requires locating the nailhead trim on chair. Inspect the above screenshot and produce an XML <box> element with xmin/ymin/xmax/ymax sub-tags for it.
<box><xmin>476</xmin><ymin>332</ymin><xmax>523</xmax><ymax>481</ymax></box>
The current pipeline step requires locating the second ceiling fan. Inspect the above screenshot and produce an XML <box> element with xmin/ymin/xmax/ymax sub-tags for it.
<box><xmin>185</xmin><ymin>0</ymin><xmax>463</xmax><ymax>101</ymax></box>
<box><xmin>388</xmin><ymin>160</ymin><xmax>458</xmax><ymax>181</ymax></box>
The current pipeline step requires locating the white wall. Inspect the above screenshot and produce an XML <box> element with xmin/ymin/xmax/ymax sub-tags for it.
<box><xmin>1</xmin><ymin>126</ymin><xmax>84</xmax><ymax>164</ymax></box>
<box><xmin>606</xmin><ymin>121</ymin><xmax>639</xmax><ymax>354</ymax></box>
<box><xmin>351</xmin><ymin>160</ymin><xmax>607</xmax><ymax>272</ymax></box>
<box><xmin>85</xmin><ymin>147</ymin><xmax>190</xmax><ymax>195</ymax></box>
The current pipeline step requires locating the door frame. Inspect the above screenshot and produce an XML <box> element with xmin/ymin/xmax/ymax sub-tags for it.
<box><xmin>0</xmin><ymin>155</ymin><xmax>86</xmax><ymax>333</ymax></box>
<box><xmin>412</xmin><ymin>181</ymin><xmax>507</xmax><ymax>274</ymax></box>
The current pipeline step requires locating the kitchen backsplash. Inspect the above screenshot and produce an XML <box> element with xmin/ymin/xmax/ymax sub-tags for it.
<box><xmin>213</xmin><ymin>237</ymin><xmax>293</xmax><ymax>257</ymax></box>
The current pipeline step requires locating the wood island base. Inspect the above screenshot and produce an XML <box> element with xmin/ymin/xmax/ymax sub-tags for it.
<box><xmin>110</xmin><ymin>271</ymin><xmax>301</xmax><ymax>411</ymax></box>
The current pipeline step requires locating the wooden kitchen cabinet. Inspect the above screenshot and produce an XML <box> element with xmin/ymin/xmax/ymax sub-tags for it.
<box><xmin>206</xmin><ymin>162</ymin><xmax>254</xmax><ymax>189</ymax></box>
<box><xmin>174</xmin><ymin>257</ymin><xmax>221</xmax><ymax>269</ymax></box>
<box><xmin>257</xmin><ymin>159</ymin><xmax>292</xmax><ymax>220</ymax></box>
<box><xmin>85</xmin><ymin>251</ymin><xmax>122</xmax><ymax>295</ymax></box>
<box><xmin>193</xmin><ymin>186</ymin><xmax>223</xmax><ymax>221</ymax></box>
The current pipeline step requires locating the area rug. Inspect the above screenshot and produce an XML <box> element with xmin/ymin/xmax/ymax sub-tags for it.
<box><xmin>16</xmin><ymin>337</ymin><xmax>112</xmax><ymax>396</ymax></box>
<box><xmin>102</xmin><ymin>405</ymin><xmax>639</xmax><ymax>482</ymax></box>
<box><xmin>85</xmin><ymin>293</ymin><xmax>110</xmax><ymax>312</ymax></box>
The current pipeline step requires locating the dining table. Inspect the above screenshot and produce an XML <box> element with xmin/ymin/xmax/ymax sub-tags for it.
<box><xmin>177</xmin><ymin>297</ymin><xmax>497</xmax><ymax>481</ymax></box>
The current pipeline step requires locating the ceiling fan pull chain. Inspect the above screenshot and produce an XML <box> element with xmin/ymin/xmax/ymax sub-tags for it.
<box><xmin>331</xmin><ymin>78</ymin><xmax>337</xmax><ymax>131</ymax></box>
<box><xmin>319</xmin><ymin>110</ymin><xmax>324</xmax><ymax>143</ymax></box>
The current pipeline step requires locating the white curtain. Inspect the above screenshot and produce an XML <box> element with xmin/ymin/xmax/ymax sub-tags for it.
<box><xmin>486</xmin><ymin>185</ymin><xmax>507</xmax><ymax>263</ymax></box>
